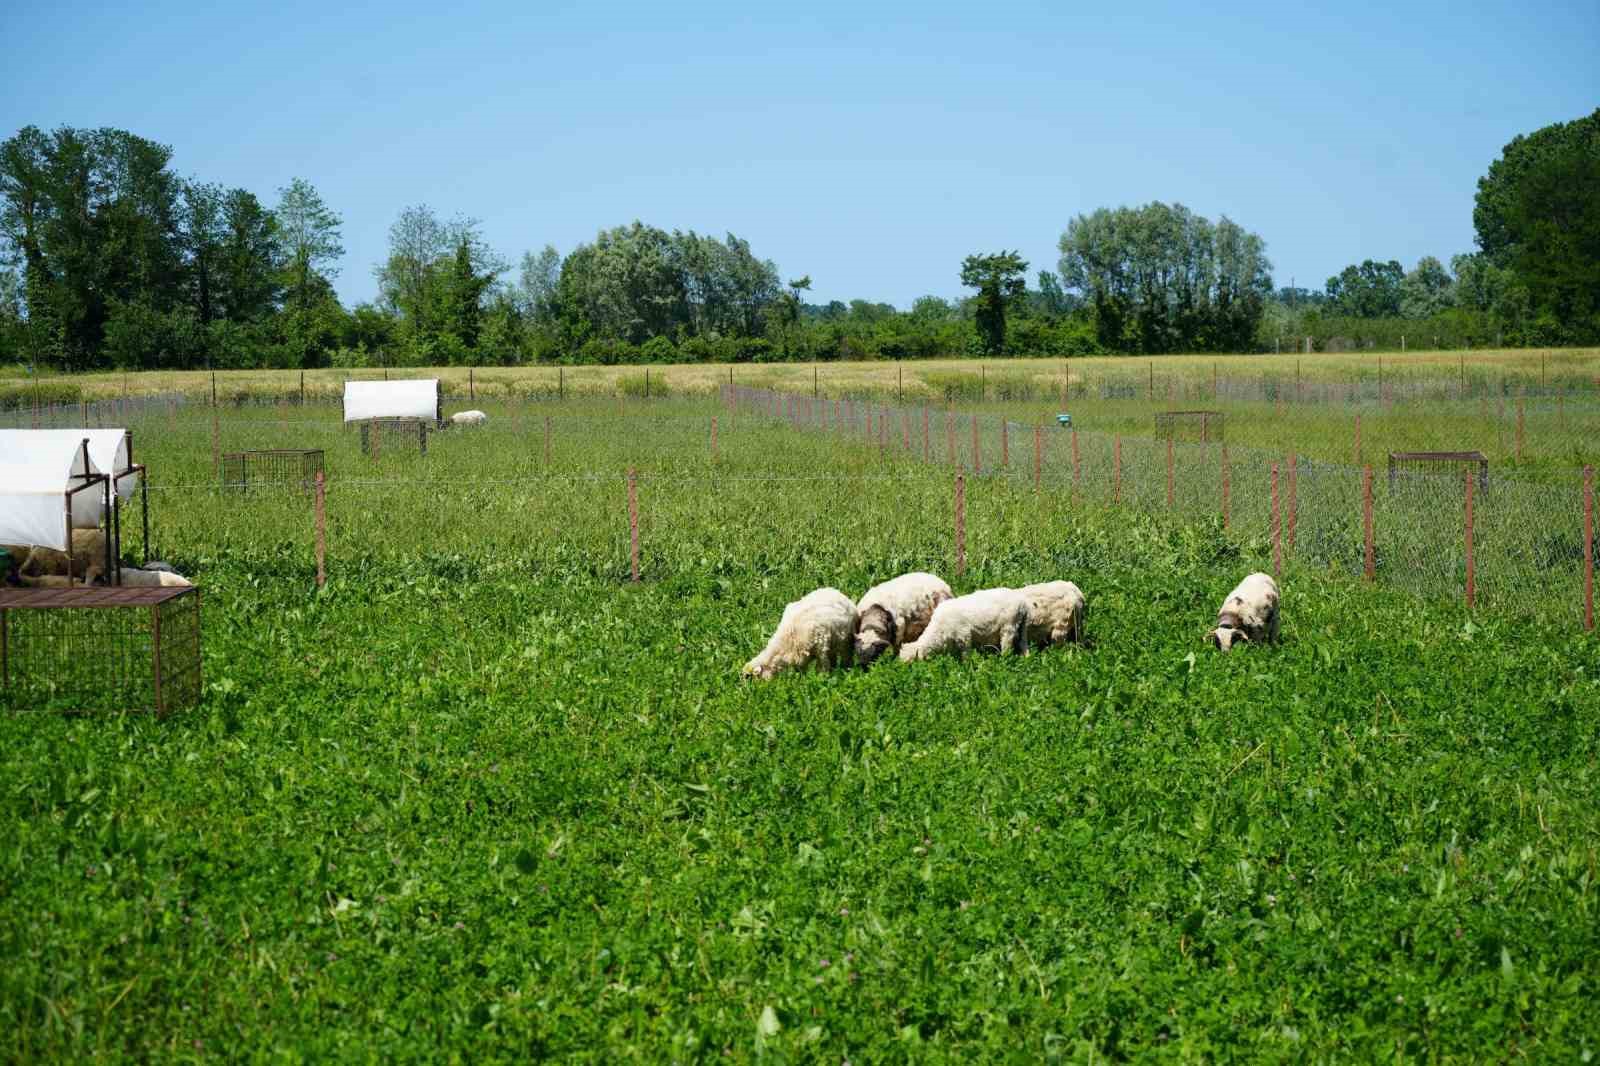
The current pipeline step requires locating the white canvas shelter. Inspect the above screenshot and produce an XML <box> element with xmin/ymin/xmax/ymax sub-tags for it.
<box><xmin>0</xmin><ymin>428</ymin><xmax>139</xmax><ymax>500</ymax></box>
<box><xmin>0</xmin><ymin>434</ymin><xmax>107</xmax><ymax>549</ymax></box>
<box><xmin>343</xmin><ymin>379</ymin><xmax>440</xmax><ymax>423</ymax></box>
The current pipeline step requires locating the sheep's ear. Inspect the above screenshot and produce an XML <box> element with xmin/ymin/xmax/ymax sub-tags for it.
<box><xmin>1206</xmin><ymin>628</ymin><xmax>1221</xmax><ymax>648</ymax></box>
<box><xmin>1235</xmin><ymin>630</ymin><xmax>1252</xmax><ymax>644</ymax></box>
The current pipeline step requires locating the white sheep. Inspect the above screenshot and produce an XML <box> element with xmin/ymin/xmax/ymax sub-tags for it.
<box><xmin>116</xmin><ymin>567</ymin><xmax>193</xmax><ymax>588</ymax></box>
<box><xmin>1020</xmin><ymin>580</ymin><xmax>1087</xmax><ymax>648</ymax></box>
<box><xmin>743</xmin><ymin>587</ymin><xmax>858</xmax><ymax>679</ymax></box>
<box><xmin>855</xmin><ymin>571</ymin><xmax>953</xmax><ymax>666</ymax></box>
<box><xmin>448</xmin><ymin>410</ymin><xmax>489</xmax><ymax>427</ymax></box>
<box><xmin>898</xmin><ymin>587</ymin><xmax>1029</xmax><ymax>662</ymax></box>
<box><xmin>3</xmin><ymin>528</ymin><xmax>111</xmax><ymax>586</ymax></box>
<box><xmin>1208</xmin><ymin>572</ymin><xmax>1280</xmax><ymax>652</ymax></box>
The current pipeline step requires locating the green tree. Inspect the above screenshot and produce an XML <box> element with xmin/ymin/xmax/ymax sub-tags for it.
<box><xmin>960</xmin><ymin>251</ymin><xmax>1028</xmax><ymax>355</ymax></box>
<box><xmin>274</xmin><ymin>177</ymin><xmax>343</xmax><ymax>367</ymax></box>
<box><xmin>517</xmin><ymin>244</ymin><xmax>562</xmax><ymax>323</ymax></box>
<box><xmin>217</xmin><ymin>189</ymin><xmax>279</xmax><ymax>323</ymax></box>
<box><xmin>1399</xmin><ymin>256</ymin><xmax>1454</xmax><ymax>318</ymax></box>
<box><xmin>1324</xmin><ymin>260</ymin><xmax>1403</xmax><ymax>318</ymax></box>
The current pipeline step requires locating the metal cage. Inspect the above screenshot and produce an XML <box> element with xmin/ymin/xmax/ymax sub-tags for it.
<box><xmin>357</xmin><ymin>419</ymin><xmax>431</xmax><ymax>457</ymax></box>
<box><xmin>0</xmin><ymin>586</ymin><xmax>202</xmax><ymax>716</ymax></box>
<box><xmin>222</xmin><ymin>449</ymin><xmax>325</xmax><ymax>490</ymax></box>
<box><xmin>1154</xmin><ymin>410</ymin><xmax>1225</xmax><ymax>443</ymax></box>
<box><xmin>1387</xmin><ymin>451</ymin><xmax>1489</xmax><ymax>492</ymax></box>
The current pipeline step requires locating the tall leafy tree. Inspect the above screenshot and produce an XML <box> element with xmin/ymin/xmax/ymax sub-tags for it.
<box><xmin>180</xmin><ymin>180</ymin><xmax>225</xmax><ymax>325</ymax></box>
<box><xmin>1324</xmin><ymin>259</ymin><xmax>1403</xmax><ymax>318</ymax></box>
<box><xmin>517</xmin><ymin>244</ymin><xmax>562</xmax><ymax>323</ymax></box>
<box><xmin>1399</xmin><ymin>256</ymin><xmax>1454</xmax><ymax>318</ymax></box>
<box><xmin>216</xmin><ymin>188</ymin><xmax>279</xmax><ymax>322</ymax></box>
<box><xmin>959</xmin><ymin>251</ymin><xmax>1028</xmax><ymax>355</ymax></box>
<box><xmin>274</xmin><ymin>177</ymin><xmax>343</xmax><ymax>366</ymax></box>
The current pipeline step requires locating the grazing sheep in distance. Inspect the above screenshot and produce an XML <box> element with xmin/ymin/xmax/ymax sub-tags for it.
<box><xmin>447</xmin><ymin>410</ymin><xmax>489</xmax><ymax>427</ymax></box>
<box><xmin>743</xmin><ymin>587</ymin><xmax>858</xmax><ymax>680</ymax></box>
<box><xmin>1208</xmin><ymin>572</ymin><xmax>1280</xmax><ymax>652</ymax></box>
<box><xmin>898</xmin><ymin>587</ymin><xmax>1029</xmax><ymax>662</ymax></box>
<box><xmin>116</xmin><ymin>567</ymin><xmax>193</xmax><ymax>588</ymax></box>
<box><xmin>855</xmin><ymin>571</ymin><xmax>953</xmax><ymax>667</ymax></box>
<box><xmin>1020</xmin><ymin>581</ymin><xmax>1087</xmax><ymax>648</ymax></box>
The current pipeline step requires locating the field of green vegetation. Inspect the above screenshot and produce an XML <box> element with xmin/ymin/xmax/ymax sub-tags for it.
<box><xmin>2</xmin><ymin>394</ymin><xmax>1598</xmax><ymax>1060</ymax></box>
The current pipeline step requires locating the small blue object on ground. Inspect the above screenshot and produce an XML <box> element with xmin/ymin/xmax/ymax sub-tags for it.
<box><xmin>1056</xmin><ymin>414</ymin><xmax>1072</xmax><ymax>427</ymax></box>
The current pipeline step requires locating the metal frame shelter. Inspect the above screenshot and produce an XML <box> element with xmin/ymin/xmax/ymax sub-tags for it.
<box><xmin>1387</xmin><ymin>451</ymin><xmax>1490</xmax><ymax>493</ymax></box>
<box><xmin>0</xmin><ymin>435</ymin><xmax>114</xmax><ymax>585</ymax></box>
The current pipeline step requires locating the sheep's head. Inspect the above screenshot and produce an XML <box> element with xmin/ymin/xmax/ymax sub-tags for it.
<box><xmin>1209</xmin><ymin>626</ymin><xmax>1250</xmax><ymax>652</ymax></box>
<box><xmin>741</xmin><ymin>659</ymin><xmax>773</xmax><ymax>681</ymax></box>
<box><xmin>854</xmin><ymin>605</ymin><xmax>898</xmax><ymax>667</ymax></box>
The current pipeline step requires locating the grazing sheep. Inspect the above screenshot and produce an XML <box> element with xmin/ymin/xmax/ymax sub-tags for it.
<box><xmin>1208</xmin><ymin>572</ymin><xmax>1280</xmax><ymax>652</ymax></box>
<box><xmin>855</xmin><ymin>571</ymin><xmax>953</xmax><ymax>667</ymax></box>
<box><xmin>743</xmin><ymin>587</ymin><xmax>858</xmax><ymax>679</ymax></box>
<box><xmin>898</xmin><ymin>587</ymin><xmax>1029</xmax><ymax>662</ymax></box>
<box><xmin>1020</xmin><ymin>581</ymin><xmax>1087</xmax><ymax>648</ymax></box>
<box><xmin>447</xmin><ymin>410</ymin><xmax>489</xmax><ymax>427</ymax></box>
<box><xmin>2</xmin><ymin>528</ymin><xmax>110</xmax><ymax>586</ymax></box>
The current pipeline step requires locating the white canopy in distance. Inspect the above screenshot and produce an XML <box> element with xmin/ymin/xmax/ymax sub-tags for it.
<box><xmin>342</xmin><ymin>379</ymin><xmax>440</xmax><ymax>423</ymax></box>
<box><xmin>0</xmin><ymin>428</ymin><xmax>139</xmax><ymax>500</ymax></box>
<box><xmin>0</xmin><ymin>433</ymin><xmax>108</xmax><ymax>549</ymax></box>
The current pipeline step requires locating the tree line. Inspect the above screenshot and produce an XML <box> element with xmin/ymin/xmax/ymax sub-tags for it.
<box><xmin>1</xmin><ymin>109</ymin><xmax>1593</xmax><ymax>370</ymax></box>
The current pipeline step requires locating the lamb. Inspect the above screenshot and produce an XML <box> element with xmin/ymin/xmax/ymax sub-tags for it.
<box><xmin>2</xmin><ymin>528</ymin><xmax>111</xmax><ymax>586</ymax></box>
<box><xmin>854</xmin><ymin>571</ymin><xmax>953</xmax><ymax>666</ymax></box>
<box><xmin>1208</xmin><ymin>572</ymin><xmax>1280</xmax><ymax>652</ymax></box>
<box><xmin>742</xmin><ymin>587</ymin><xmax>858</xmax><ymax>679</ymax></box>
<box><xmin>1019</xmin><ymin>580</ymin><xmax>1087</xmax><ymax>648</ymax></box>
<box><xmin>898</xmin><ymin>587</ymin><xmax>1029</xmax><ymax>662</ymax></box>
<box><xmin>446</xmin><ymin>410</ymin><xmax>489</xmax><ymax>427</ymax></box>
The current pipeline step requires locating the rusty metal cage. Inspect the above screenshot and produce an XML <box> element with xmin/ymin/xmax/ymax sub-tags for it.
<box><xmin>0</xmin><ymin>586</ymin><xmax>201</xmax><ymax>715</ymax></box>
<box><xmin>1155</xmin><ymin>410</ymin><xmax>1225</xmax><ymax>443</ymax></box>
<box><xmin>357</xmin><ymin>419</ymin><xmax>431</xmax><ymax>457</ymax></box>
<box><xmin>1388</xmin><ymin>451</ymin><xmax>1489</xmax><ymax>492</ymax></box>
<box><xmin>222</xmin><ymin>448</ymin><xmax>324</xmax><ymax>490</ymax></box>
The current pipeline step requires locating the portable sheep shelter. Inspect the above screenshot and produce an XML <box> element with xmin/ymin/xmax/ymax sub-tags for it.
<box><xmin>0</xmin><ymin>435</ymin><xmax>108</xmax><ymax>547</ymax></box>
<box><xmin>343</xmin><ymin>379</ymin><xmax>440</xmax><ymax>456</ymax></box>
<box><xmin>0</xmin><ymin>428</ymin><xmax>146</xmax><ymax>570</ymax></box>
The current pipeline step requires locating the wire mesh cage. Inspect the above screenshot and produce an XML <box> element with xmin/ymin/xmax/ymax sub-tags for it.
<box><xmin>358</xmin><ymin>419</ymin><xmax>432</xmax><ymax>457</ymax></box>
<box><xmin>1387</xmin><ymin>451</ymin><xmax>1489</xmax><ymax>492</ymax></box>
<box><xmin>1155</xmin><ymin>410</ymin><xmax>1225</xmax><ymax>443</ymax></box>
<box><xmin>222</xmin><ymin>449</ymin><xmax>325</xmax><ymax>490</ymax></box>
<box><xmin>0</xmin><ymin>586</ymin><xmax>202</xmax><ymax>715</ymax></box>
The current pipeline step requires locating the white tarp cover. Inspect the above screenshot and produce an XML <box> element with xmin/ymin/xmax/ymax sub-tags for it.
<box><xmin>0</xmin><ymin>429</ymin><xmax>138</xmax><ymax>500</ymax></box>
<box><xmin>343</xmin><ymin>379</ymin><xmax>439</xmax><ymax>423</ymax></box>
<box><xmin>0</xmin><ymin>433</ymin><xmax>107</xmax><ymax>549</ymax></box>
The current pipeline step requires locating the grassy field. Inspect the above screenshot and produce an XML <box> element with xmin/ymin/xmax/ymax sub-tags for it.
<box><xmin>2</xmin><ymin>398</ymin><xmax>1598</xmax><ymax>1060</ymax></box>
<box><xmin>5</xmin><ymin>347</ymin><xmax>1600</xmax><ymax>405</ymax></box>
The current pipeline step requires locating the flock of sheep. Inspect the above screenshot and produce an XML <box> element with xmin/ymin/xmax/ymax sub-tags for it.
<box><xmin>742</xmin><ymin>570</ymin><xmax>1281</xmax><ymax>678</ymax></box>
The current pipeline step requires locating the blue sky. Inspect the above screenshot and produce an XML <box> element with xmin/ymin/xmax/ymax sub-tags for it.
<box><xmin>4</xmin><ymin>0</ymin><xmax>1596</xmax><ymax>308</ymax></box>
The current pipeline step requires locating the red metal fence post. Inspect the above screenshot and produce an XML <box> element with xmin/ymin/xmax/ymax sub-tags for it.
<box><xmin>1464</xmin><ymin>467</ymin><xmax>1476</xmax><ymax>610</ymax></box>
<box><xmin>1363</xmin><ymin>466</ymin><xmax>1375</xmax><ymax>581</ymax></box>
<box><xmin>1288</xmin><ymin>454</ymin><xmax>1298</xmax><ymax>553</ymax></box>
<box><xmin>1113</xmin><ymin>436</ymin><xmax>1122</xmax><ymax>504</ymax></box>
<box><xmin>954</xmin><ymin>471</ymin><xmax>966</xmax><ymax>577</ymax></box>
<box><xmin>1271</xmin><ymin>463</ymin><xmax>1282</xmax><ymax>576</ymax></box>
<box><xmin>314</xmin><ymin>471</ymin><xmax>326</xmax><ymax>589</ymax></box>
<box><xmin>1001</xmin><ymin>419</ymin><xmax>1009</xmax><ymax>467</ymax></box>
<box><xmin>628</xmin><ymin>469</ymin><xmax>640</xmax><ymax>583</ymax></box>
<box><xmin>1222</xmin><ymin>446</ymin><xmax>1231</xmax><ymax>530</ymax></box>
<box><xmin>1166</xmin><ymin>438</ymin><xmax>1174</xmax><ymax>509</ymax></box>
<box><xmin>1584</xmin><ymin>465</ymin><xmax>1594</xmax><ymax>631</ymax></box>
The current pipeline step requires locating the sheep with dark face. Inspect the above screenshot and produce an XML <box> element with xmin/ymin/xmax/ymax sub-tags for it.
<box><xmin>743</xmin><ymin>587</ymin><xmax>858</xmax><ymax>679</ymax></box>
<box><xmin>1208</xmin><ymin>572</ymin><xmax>1280</xmax><ymax>652</ymax></box>
<box><xmin>898</xmin><ymin>587</ymin><xmax>1029</xmax><ymax>662</ymax></box>
<box><xmin>854</xmin><ymin>571</ymin><xmax>953</xmax><ymax>667</ymax></box>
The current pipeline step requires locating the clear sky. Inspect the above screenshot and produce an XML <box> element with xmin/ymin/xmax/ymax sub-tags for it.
<box><xmin>4</xmin><ymin>0</ymin><xmax>1596</xmax><ymax>308</ymax></box>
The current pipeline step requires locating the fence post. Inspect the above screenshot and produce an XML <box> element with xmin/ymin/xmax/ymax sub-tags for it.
<box><xmin>1363</xmin><ymin>466</ymin><xmax>1375</xmax><ymax>581</ymax></box>
<box><xmin>1166</xmin><ymin>437</ymin><xmax>1174</xmax><ymax>509</ymax></box>
<box><xmin>954</xmin><ymin>471</ymin><xmax>966</xmax><ymax>577</ymax></box>
<box><xmin>1113</xmin><ymin>435</ymin><xmax>1122</xmax><ymax>504</ymax></box>
<box><xmin>972</xmin><ymin>416</ymin><xmax>981</xmax><ymax>474</ymax></box>
<box><xmin>711</xmin><ymin>416</ymin><xmax>718</xmax><ymax>461</ymax></box>
<box><xmin>1271</xmin><ymin>463</ymin><xmax>1281</xmax><ymax>576</ymax></box>
<box><xmin>1584</xmin><ymin>465</ymin><xmax>1594</xmax><ymax>631</ymax></box>
<box><xmin>1464</xmin><ymin>468</ymin><xmax>1476</xmax><ymax>610</ymax></box>
<box><xmin>1287</xmin><ymin>454</ymin><xmax>1298</xmax><ymax>552</ymax></box>
<box><xmin>878</xmin><ymin>405</ymin><xmax>887</xmax><ymax>453</ymax></box>
<box><xmin>1001</xmin><ymin>419</ymin><xmax>1009</xmax><ymax>467</ymax></box>
<box><xmin>1222</xmin><ymin>446</ymin><xmax>1231</xmax><ymax>530</ymax></box>
<box><xmin>628</xmin><ymin>469</ymin><xmax>640</xmax><ymax>583</ymax></box>
<box><xmin>1034</xmin><ymin>425</ymin><xmax>1042</xmax><ymax>492</ymax></box>
<box><xmin>902</xmin><ymin>410</ymin><xmax>910</xmax><ymax>452</ymax></box>
<box><xmin>314</xmin><ymin>471</ymin><xmax>326</xmax><ymax>589</ymax></box>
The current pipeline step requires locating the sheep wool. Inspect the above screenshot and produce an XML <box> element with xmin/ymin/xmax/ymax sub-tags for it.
<box><xmin>449</xmin><ymin>410</ymin><xmax>489</xmax><ymax>426</ymax></box>
<box><xmin>2</xmin><ymin>528</ymin><xmax>110</xmax><ymax>586</ymax></box>
<box><xmin>743</xmin><ymin>587</ymin><xmax>858</xmax><ymax>679</ymax></box>
<box><xmin>1210</xmin><ymin>572</ymin><xmax>1280</xmax><ymax>652</ymax></box>
<box><xmin>855</xmin><ymin>571</ymin><xmax>953</xmax><ymax>666</ymax></box>
<box><xmin>898</xmin><ymin>587</ymin><xmax>1030</xmax><ymax>661</ymax></box>
<box><xmin>116</xmin><ymin>567</ymin><xmax>194</xmax><ymax>588</ymax></box>
<box><xmin>1019</xmin><ymin>580</ymin><xmax>1087</xmax><ymax>648</ymax></box>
